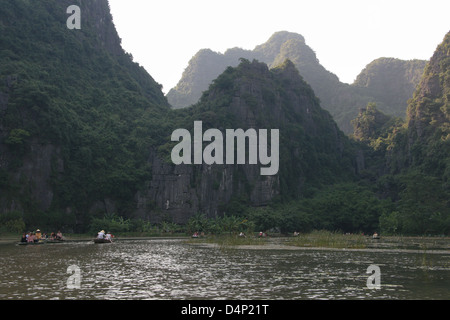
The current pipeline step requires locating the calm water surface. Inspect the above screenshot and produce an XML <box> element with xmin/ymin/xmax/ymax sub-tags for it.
<box><xmin>0</xmin><ymin>238</ymin><xmax>449</xmax><ymax>300</ymax></box>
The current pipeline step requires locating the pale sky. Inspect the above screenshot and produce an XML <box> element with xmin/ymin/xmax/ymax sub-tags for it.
<box><xmin>108</xmin><ymin>0</ymin><xmax>450</xmax><ymax>94</ymax></box>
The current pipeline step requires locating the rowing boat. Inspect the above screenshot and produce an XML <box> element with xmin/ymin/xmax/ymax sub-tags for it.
<box><xmin>17</xmin><ymin>241</ymin><xmax>46</xmax><ymax>246</ymax></box>
<box><xmin>45</xmin><ymin>239</ymin><xmax>65</xmax><ymax>244</ymax></box>
<box><xmin>93</xmin><ymin>238</ymin><xmax>112</xmax><ymax>244</ymax></box>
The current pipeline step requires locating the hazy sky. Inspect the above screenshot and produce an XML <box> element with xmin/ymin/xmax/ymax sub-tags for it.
<box><xmin>108</xmin><ymin>0</ymin><xmax>449</xmax><ymax>94</ymax></box>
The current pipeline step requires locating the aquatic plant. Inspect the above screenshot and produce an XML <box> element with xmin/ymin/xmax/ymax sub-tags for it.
<box><xmin>287</xmin><ymin>230</ymin><xmax>368</xmax><ymax>249</ymax></box>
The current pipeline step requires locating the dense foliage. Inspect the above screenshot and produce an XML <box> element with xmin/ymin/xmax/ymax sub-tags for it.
<box><xmin>0</xmin><ymin>2</ymin><xmax>448</xmax><ymax>236</ymax></box>
<box><xmin>350</xmin><ymin>32</ymin><xmax>450</xmax><ymax>235</ymax></box>
<box><xmin>0</xmin><ymin>0</ymin><xmax>170</xmax><ymax>230</ymax></box>
<box><xmin>162</xmin><ymin>59</ymin><xmax>358</xmax><ymax>198</ymax></box>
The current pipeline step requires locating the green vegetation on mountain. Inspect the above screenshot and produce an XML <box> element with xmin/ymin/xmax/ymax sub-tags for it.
<box><xmin>0</xmin><ymin>0</ymin><xmax>170</xmax><ymax>230</ymax></box>
<box><xmin>0</xmin><ymin>1</ymin><xmax>448</xmax><ymax>237</ymax></box>
<box><xmin>352</xmin><ymin>32</ymin><xmax>450</xmax><ymax>235</ymax></box>
<box><xmin>143</xmin><ymin>58</ymin><xmax>388</xmax><ymax>235</ymax></box>
<box><xmin>165</xmin><ymin>59</ymin><xmax>357</xmax><ymax>195</ymax></box>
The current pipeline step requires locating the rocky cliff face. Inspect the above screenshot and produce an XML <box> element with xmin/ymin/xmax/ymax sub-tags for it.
<box><xmin>0</xmin><ymin>0</ymin><xmax>167</xmax><ymax>223</ymax></box>
<box><xmin>354</xmin><ymin>58</ymin><xmax>427</xmax><ymax>119</ymax></box>
<box><xmin>136</xmin><ymin>59</ymin><xmax>355</xmax><ymax>223</ymax></box>
<box><xmin>380</xmin><ymin>32</ymin><xmax>450</xmax><ymax>175</ymax></box>
<box><xmin>0</xmin><ymin>73</ymin><xmax>63</xmax><ymax>215</ymax></box>
<box><xmin>134</xmin><ymin>147</ymin><xmax>280</xmax><ymax>223</ymax></box>
<box><xmin>80</xmin><ymin>0</ymin><xmax>124</xmax><ymax>56</ymax></box>
<box><xmin>407</xmin><ymin>32</ymin><xmax>450</xmax><ymax>141</ymax></box>
<box><xmin>0</xmin><ymin>1</ymin><xmax>357</xmax><ymax>230</ymax></box>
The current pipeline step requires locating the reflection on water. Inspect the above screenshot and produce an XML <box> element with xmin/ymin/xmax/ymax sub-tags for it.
<box><xmin>0</xmin><ymin>238</ymin><xmax>449</xmax><ymax>300</ymax></box>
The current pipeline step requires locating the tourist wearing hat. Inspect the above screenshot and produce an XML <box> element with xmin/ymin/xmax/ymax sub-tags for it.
<box><xmin>97</xmin><ymin>230</ymin><xmax>105</xmax><ymax>239</ymax></box>
<box><xmin>36</xmin><ymin>229</ymin><xmax>42</xmax><ymax>241</ymax></box>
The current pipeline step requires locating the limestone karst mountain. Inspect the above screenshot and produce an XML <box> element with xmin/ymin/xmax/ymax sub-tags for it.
<box><xmin>353</xmin><ymin>31</ymin><xmax>450</xmax><ymax>235</ymax></box>
<box><xmin>167</xmin><ymin>31</ymin><xmax>427</xmax><ymax>133</ymax></box>
<box><xmin>0</xmin><ymin>1</ymin><xmax>447</xmax><ymax>235</ymax></box>
<box><xmin>0</xmin><ymin>0</ymin><xmax>169</xmax><ymax>229</ymax></box>
<box><xmin>0</xmin><ymin>1</ymin><xmax>356</xmax><ymax>230</ymax></box>
<box><xmin>137</xmin><ymin>59</ymin><xmax>357</xmax><ymax>223</ymax></box>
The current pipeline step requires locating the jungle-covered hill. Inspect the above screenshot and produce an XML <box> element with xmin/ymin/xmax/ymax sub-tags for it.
<box><xmin>0</xmin><ymin>1</ymin><xmax>448</xmax><ymax>236</ymax></box>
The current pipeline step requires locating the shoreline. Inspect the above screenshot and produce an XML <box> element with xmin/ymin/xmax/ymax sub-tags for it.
<box><xmin>1</xmin><ymin>234</ymin><xmax>449</xmax><ymax>252</ymax></box>
<box><xmin>189</xmin><ymin>241</ymin><xmax>450</xmax><ymax>255</ymax></box>
<box><xmin>0</xmin><ymin>235</ymin><xmax>190</xmax><ymax>245</ymax></box>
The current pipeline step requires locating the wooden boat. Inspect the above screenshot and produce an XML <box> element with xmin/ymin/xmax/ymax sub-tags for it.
<box><xmin>93</xmin><ymin>238</ymin><xmax>112</xmax><ymax>244</ymax></box>
<box><xmin>45</xmin><ymin>239</ymin><xmax>65</xmax><ymax>244</ymax></box>
<box><xmin>18</xmin><ymin>241</ymin><xmax>46</xmax><ymax>246</ymax></box>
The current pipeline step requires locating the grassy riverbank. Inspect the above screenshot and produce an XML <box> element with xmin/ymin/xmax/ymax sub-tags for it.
<box><xmin>186</xmin><ymin>231</ymin><xmax>450</xmax><ymax>251</ymax></box>
<box><xmin>286</xmin><ymin>230</ymin><xmax>369</xmax><ymax>249</ymax></box>
<box><xmin>186</xmin><ymin>230</ymin><xmax>369</xmax><ymax>249</ymax></box>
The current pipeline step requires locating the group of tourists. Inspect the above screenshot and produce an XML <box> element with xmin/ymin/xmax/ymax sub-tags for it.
<box><xmin>96</xmin><ymin>230</ymin><xmax>113</xmax><ymax>241</ymax></box>
<box><xmin>20</xmin><ymin>229</ymin><xmax>63</xmax><ymax>243</ymax></box>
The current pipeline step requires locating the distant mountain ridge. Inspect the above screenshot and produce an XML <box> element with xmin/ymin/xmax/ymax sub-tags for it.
<box><xmin>354</xmin><ymin>57</ymin><xmax>427</xmax><ymax>118</ymax></box>
<box><xmin>167</xmin><ymin>31</ymin><xmax>427</xmax><ymax>133</ymax></box>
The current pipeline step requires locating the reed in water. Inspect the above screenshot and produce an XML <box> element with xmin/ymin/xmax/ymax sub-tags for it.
<box><xmin>287</xmin><ymin>230</ymin><xmax>368</xmax><ymax>249</ymax></box>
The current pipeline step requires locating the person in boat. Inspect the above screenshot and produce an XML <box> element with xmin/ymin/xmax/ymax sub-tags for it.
<box><xmin>105</xmin><ymin>232</ymin><xmax>113</xmax><ymax>242</ymax></box>
<box><xmin>56</xmin><ymin>231</ymin><xmax>63</xmax><ymax>240</ymax></box>
<box><xmin>20</xmin><ymin>233</ymin><xmax>27</xmax><ymax>243</ymax></box>
<box><xmin>27</xmin><ymin>232</ymin><xmax>35</xmax><ymax>243</ymax></box>
<box><xmin>35</xmin><ymin>229</ymin><xmax>42</xmax><ymax>241</ymax></box>
<box><xmin>97</xmin><ymin>230</ymin><xmax>105</xmax><ymax>239</ymax></box>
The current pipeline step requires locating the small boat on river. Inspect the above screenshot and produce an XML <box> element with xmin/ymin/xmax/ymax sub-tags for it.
<box><xmin>93</xmin><ymin>238</ymin><xmax>112</xmax><ymax>244</ymax></box>
<box><xmin>18</xmin><ymin>241</ymin><xmax>46</xmax><ymax>246</ymax></box>
<box><xmin>45</xmin><ymin>239</ymin><xmax>65</xmax><ymax>244</ymax></box>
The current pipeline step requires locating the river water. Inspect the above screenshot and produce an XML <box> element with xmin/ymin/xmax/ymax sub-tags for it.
<box><xmin>0</xmin><ymin>238</ymin><xmax>449</xmax><ymax>300</ymax></box>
